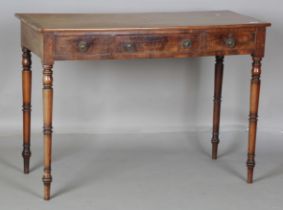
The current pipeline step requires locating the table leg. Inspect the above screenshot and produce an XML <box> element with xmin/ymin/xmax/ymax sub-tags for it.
<box><xmin>247</xmin><ymin>56</ymin><xmax>262</xmax><ymax>183</ymax></box>
<box><xmin>22</xmin><ymin>47</ymin><xmax>32</xmax><ymax>174</ymax></box>
<box><xmin>211</xmin><ymin>56</ymin><xmax>224</xmax><ymax>159</ymax></box>
<box><xmin>42</xmin><ymin>64</ymin><xmax>53</xmax><ymax>200</ymax></box>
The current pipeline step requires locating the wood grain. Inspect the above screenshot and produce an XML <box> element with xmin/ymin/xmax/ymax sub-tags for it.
<box><xmin>54</xmin><ymin>32</ymin><xmax>203</xmax><ymax>60</ymax></box>
<box><xmin>15</xmin><ymin>11</ymin><xmax>270</xmax><ymax>32</ymax></box>
<box><xmin>42</xmin><ymin>64</ymin><xmax>53</xmax><ymax>200</ymax></box>
<box><xmin>211</xmin><ymin>56</ymin><xmax>224</xmax><ymax>159</ymax></box>
<box><xmin>247</xmin><ymin>56</ymin><xmax>262</xmax><ymax>183</ymax></box>
<box><xmin>22</xmin><ymin>47</ymin><xmax>32</xmax><ymax>174</ymax></box>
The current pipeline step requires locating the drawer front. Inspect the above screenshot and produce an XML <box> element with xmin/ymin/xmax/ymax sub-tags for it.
<box><xmin>54</xmin><ymin>33</ymin><xmax>202</xmax><ymax>60</ymax></box>
<box><xmin>207</xmin><ymin>29</ymin><xmax>256</xmax><ymax>52</ymax></box>
<box><xmin>54</xmin><ymin>35</ymin><xmax>114</xmax><ymax>60</ymax></box>
<box><xmin>113</xmin><ymin>33</ymin><xmax>201</xmax><ymax>57</ymax></box>
<box><xmin>54</xmin><ymin>30</ymin><xmax>256</xmax><ymax>60</ymax></box>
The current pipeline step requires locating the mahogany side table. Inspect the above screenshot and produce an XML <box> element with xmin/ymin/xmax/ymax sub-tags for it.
<box><xmin>16</xmin><ymin>11</ymin><xmax>271</xmax><ymax>200</ymax></box>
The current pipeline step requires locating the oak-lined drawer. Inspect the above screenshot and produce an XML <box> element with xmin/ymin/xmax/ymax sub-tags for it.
<box><xmin>207</xmin><ymin>29</ymin><xmax>256</xmax><ymax>51</ymax></box>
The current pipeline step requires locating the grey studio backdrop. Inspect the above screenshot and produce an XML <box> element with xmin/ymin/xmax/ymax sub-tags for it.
<box><xmin>0</xmin><ymin>1</ymin><xmax>282</xmax><ymax>135</ymax></box>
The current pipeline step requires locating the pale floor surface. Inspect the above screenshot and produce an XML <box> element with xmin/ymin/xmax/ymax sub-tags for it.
<box><xmin>0</xmin><ymin>131</ymin><xmax>283</xmax><ymax>210</ymax></box>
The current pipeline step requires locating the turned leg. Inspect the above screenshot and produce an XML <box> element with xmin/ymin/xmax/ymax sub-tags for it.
<box><xmin>211</xmin><ymin>56</ymin><xmax>224</xmax><ymax>159</ymax></box>
<box><xmin>42</xmin><ymin>64</ymin><xmax>53</xmax><ymax>200</ymax></box>
<box><xmin>22</xmin><ymin>47</ymin><xmax>32</xmax><ymax>174</ymax></box>
<box><xmin>247</xmin><ymin>56</ymin><xmax>262</xmax><ymax>183</ymax></box>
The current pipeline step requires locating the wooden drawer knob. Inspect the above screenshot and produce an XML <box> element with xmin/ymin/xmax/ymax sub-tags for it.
<box><xmin>182</xmin><ymin>39</ymin><xmax>192</xmax><ymax>48</ymax></box>
<box><xmin>224</xmin><ymin>37</ymin><xmax>236</xmax><ymax>48</ymax></box>
<box><xmin>123</xmin><ymin>43</ymin><xmax>136</xmax><ymax>52</ymax></box>
<box><xmin>78</xmin><ymin>40</ymin><xmax>89</xmax><ymax>52</ymax></box>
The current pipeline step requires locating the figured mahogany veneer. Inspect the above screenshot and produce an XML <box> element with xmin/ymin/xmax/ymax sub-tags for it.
<box><xmin>16</xmin><ymin>11</ymin><xmax>271</xmax><ymax>200</ymax></box>
<box><xmin>54</xmin><ymin>32</ymin><xmax>204</xmax><ymax>60</ymax></box>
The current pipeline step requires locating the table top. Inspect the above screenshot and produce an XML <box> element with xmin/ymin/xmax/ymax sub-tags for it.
<box><xmin>16</xmin><ymin>10</ymin><xmax>270</xmax><ymax>32</ymax></box>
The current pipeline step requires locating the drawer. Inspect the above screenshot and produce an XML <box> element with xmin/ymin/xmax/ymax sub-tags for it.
<box><xmin>54</xmin><ymin>33</ymin><xmax>202</xmax><ymax>60</ymax></box>
<box><xmin>54</xmin><ymin>35</ymin><xmax>114</xmax><ymax>60</ymax></box>
<box><xmin>207</xmin><ymin>29</ymin><xmax>256</xmax><ymax>51</ymax></box>
<box><xmin>113</xmin><ymin>33</ymin><xmax>201</xmax><ymax>57</ymax></box>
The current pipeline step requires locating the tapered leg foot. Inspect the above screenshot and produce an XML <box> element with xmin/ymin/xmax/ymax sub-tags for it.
<box><xmin>247</xmin><ymin>171</ymin><xmax>253</xmax><ymax>183</ymax></box>
<box><xmin>211</xmin><ymin>141</ymin><xmax>219</xmax><ymax>160</ymax></box>
<box><xmin>211</xmin><ymin>56</ymin><xmax>224</xmax><ymax>159</ymax></box>
<box><xmin>22</xmin><ymin>47</ymin><xmax>32</xmax><ymax>174</ymax></box>
<box><xmin>246</xmin><ymin>56</ymin><xmax>262</xmax><ymax>183</ymax></box>
<box><xmin>247</xmin><ymin>159</ymin><xmax>255</xmax><ymax>183</ymax></box>
<box><xmin>43</xmin><ymin>173</ymin><xmax>52</xmax><ymax>200</ymax></box>
<box><xmin>22</xmin><ymin>145</ymin><xmax>31</xmax><ymax>174</ymax></box>
<box><xmin>42</xmin><ymin>64</ymin><xmax>54</xmax><ymax>200</ymax></box>
<box><xmin>23</xmin><ymin>160</ymin><xmax>29</xmax><ymax>174</ymax></box>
